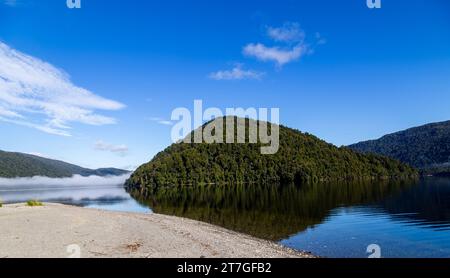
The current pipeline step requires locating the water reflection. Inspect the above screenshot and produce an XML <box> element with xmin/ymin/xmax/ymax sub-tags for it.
<box><xmin>376</xmin><ymin>178</ymin><xmax>450</xmax><ymax>231</ymax></box>
<box><xmin>130</xmin><ymin>178</ymin><xmax>450</xmax><ymax>257</ymax></box>
<box><xmin>129</xmin><ymin>180</ymin><xmax>414</xmax><ymax>240</ymax></box>
<box><xmin>3</xmin><ymin>176</ymin><xmax>450</xmax><ymax>257</ymax></box>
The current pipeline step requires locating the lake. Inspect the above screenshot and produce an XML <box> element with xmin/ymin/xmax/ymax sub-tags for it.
<box><xmin>1</xmin><ymin>177</ymin><xmax>449</xmax><ymax>258</ymax></box>
<box><xmin>0</xmin><ymin>182</ymin><xmax>151</xmax><ymax>213</ymax></box>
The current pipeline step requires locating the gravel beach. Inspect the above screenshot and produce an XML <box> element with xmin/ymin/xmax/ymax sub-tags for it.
<box><xmin>0</xmin><ymin>203</ymin><xmax>314</xmax><ymax>258</ymax></box>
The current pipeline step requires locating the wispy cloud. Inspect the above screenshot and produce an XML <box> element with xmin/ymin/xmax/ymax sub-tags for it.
<box><xmin>94</xmin><ymin>140</ymin><xmax>129</xmax><ymax>156</ymax></box>
<box><xmin>0</xmin><ymin>41</ymin><xmax>125</xmax><ymax>136</ymax></box>
<box><xmin>209</xmin><ymin>64</ymin><xmax>265</xmax><ymax>81</ymax></box>
<box><xmin>267</xmin><ymin>22</ymin><xmax>305</xmax><ymax>43</ymax></box>
<box><xmin>210</xmin><ymin>22</ymin><xmax>321</xmax><ymax>76</ymax></box>
<box><xmin>0</xmin><ymin>116</ymin><xmax>71</xmax><ymax>136</ymax></box>
<box><xmin>147</xmin><ymin>117</ymin><xmax>173</xmax><ymax>126</ymax></box>
<box><xmin>243</xmin><ymin>22</ymin><xmax>318</xmax><ymax>68</ymax></box>
<box><xmin>0</xmin><ymin>106</ymin><xmax>23</xmax><ymax>118</ymax></box>
<box><xmin>243</xmin><ymin>43</ymin><xmax>307</xmax><ymax>67</ymax></box>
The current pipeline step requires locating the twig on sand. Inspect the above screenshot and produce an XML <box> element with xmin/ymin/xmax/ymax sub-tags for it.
<box><xmin>89</xmin><ymin>251</ymin><xmax>107</xmax><ymax>256</ymax></box>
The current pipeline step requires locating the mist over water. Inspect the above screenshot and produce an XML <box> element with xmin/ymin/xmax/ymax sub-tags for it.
<box><xmin>0</xmin><ymin>174</ymin><xmax>150</xmax><ymax>213</ymax></box>
<box><xmin>0</xmin><ymin>174</ymin><xmax>130</xmax><ymax>187</ymax></box>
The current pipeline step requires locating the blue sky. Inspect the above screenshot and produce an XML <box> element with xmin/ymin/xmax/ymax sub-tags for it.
<box><xmin>0</xmin><ymin>0</ymin><xmax>450</xmax><ymax>169</ymax></box>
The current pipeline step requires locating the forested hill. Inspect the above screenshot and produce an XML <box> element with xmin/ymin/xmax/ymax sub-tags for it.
<box><xmin>126</xmin><ymin>117</ymin><xmax>417</xmax><ymax>194</ymax></box>
<box><xmin>349</xmin><ymin>120</ymin><xmax>450</xmax><ymax>175</ymax></box>
<box><xmin>0</xmin><ymin>150</ymin><xmax>129</xmax><ymax>178</ymax></box>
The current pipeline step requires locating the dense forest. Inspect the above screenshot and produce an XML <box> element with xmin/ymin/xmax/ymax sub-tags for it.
<box><xmin>349</xmin><ymin>120</ymin><xmax>450</xmax><ymax>175</ymax></box>
<box><xmin>126</xmin><ymin>117</ymin><xmax>417</xmax><ymax>195</ymax></box>
<box><xmin>0</xmin><ymin>150</ymin><xmax>129</xmax><ymax>178</ymax></box>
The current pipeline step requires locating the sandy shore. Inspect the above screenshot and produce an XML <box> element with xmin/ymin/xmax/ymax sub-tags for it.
<box><xmin>0</xmin><ymin>203</ymin><xmax>314</xmax><ymax>258</ymax></box>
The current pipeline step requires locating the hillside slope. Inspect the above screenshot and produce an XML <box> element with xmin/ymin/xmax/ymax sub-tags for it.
<box><xmin>126</xmin><ymin>117</ymin><xmax>417</xmax><ymax>194</ymax></box>
<box><xmin>0</xmin><ymin>150</ymin><xmax>129</xmax><ymax>178</ymax></box>
<box><xmin>349</xmin><ymin>120</ymin><xmax>450</xmax><ymax>174</ymax></box>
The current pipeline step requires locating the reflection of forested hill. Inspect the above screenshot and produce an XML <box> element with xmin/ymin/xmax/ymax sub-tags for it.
<box><xmin>377</xmin><ymin>178</ymin><xmax>450</xmax><ymax>227</ymax></box>
<box><xmin>130</xmin><ymin>181</ymin><xmax>413</xmax><ymax>240</ymax></box>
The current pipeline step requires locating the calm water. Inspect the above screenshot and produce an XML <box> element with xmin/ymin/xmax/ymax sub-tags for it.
<box><xmin>1</xmin><ymin>177</ymin><xmax>450</xmax><ymax>258</ymax></box>
<box><xmin>0</xmin><ymin>183</ymin><xmax>150</xmax><ymax>213</ymax></box>
<box><xmin>130</xmin><ymin>178</ymin><xmax>450</xmax><ymax>258</ymax></box>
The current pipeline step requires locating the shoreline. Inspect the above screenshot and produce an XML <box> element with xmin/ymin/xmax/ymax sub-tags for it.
<box><xmin>0</xmin><ymin>203</ymin><xmax>315</xmax><ymax>258</ymax></box>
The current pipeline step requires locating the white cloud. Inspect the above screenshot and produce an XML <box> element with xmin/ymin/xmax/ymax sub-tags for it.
<box><xmin>0</xmin><ymin>116</ymin><xmax>71</xmax><ymax>136</ymax></box>
<box><xmin>243</xmin><ymin>43</ymin><xmax>307</xmax><ymax>67</ymax></box>
<box><xmin>0</xmin><ymin>106</ymin><xmax>22</xmax><ymax>118</ymax></box>
<box><xmin>94</xmin><ymin>140</ymin><xmax>129</xmax><ymax>156</ymax></box>
<box><xmin>147</xmin><ymin>117</ymin><xmax>173</xmax><ymax>126</ymax></box>
<box><xmin>209</xmin><ymin>65</ymin><xmax>265</xmax><ymax>81</ymax></box>
<box><xmin>242</xmin><ymin>22</ymin><xmax>318</xmax><ymax>68</ymax></box>
<box><xmin>0</xmin><ymin>41</ymin><xmax>125</xmax><ymax>136</ymax></box>
<box><xmin>267</xmin><ymin>22</ymin><xmax>305</xmax><ymax>43</ymax></box>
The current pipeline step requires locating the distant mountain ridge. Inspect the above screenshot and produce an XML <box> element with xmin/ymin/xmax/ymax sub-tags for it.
<box><xmin>349</xmin><ymin>120</ymin><xmax>450</xmax><ymax>175</ymax></box>
<box><xmin>0</xmin><ymin>150</ymin><xmax>129</xmax><ymax>178</ymax></box>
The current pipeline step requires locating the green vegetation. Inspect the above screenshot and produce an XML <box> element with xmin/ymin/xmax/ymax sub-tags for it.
<box><xmin>26</xmin><ymin>200</ymin><xmax>43</xmax><ymax>207</ymax></box>
<box><xmin>126</xmin><ymin>117</ymin><xmax>417</xmax><ymax>194</ymax></box>
<box><xmin>0</xmin><ymin>198</ymin><xmax>3</xmax><ymax>208</ymax></box>
<box><xmin>0</xmin><ymin>150</ymin><xmax>129</xmax><ymax>178</ymax></box>
<box><xmin>349</xmin><ymin>120</ymin><xmax>450</xmax><ymax>175</ymax></box>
